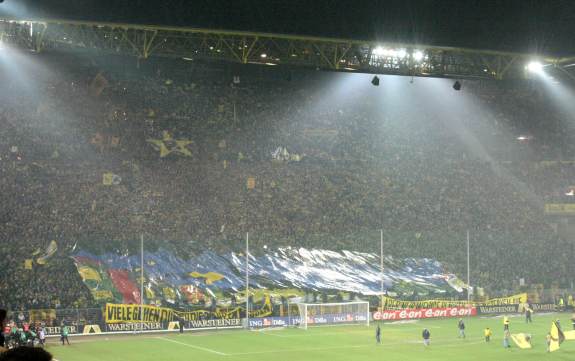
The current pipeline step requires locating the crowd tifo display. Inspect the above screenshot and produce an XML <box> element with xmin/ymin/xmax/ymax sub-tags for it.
<box><xmin>1</xmin><ymin>52</ymin><xmax>575</xmax><ymax>312</ymax></box>
<box><xmin>72</xmin><ymin>247</ymin><xmax>465</xmax><ymax>306</ymax></box>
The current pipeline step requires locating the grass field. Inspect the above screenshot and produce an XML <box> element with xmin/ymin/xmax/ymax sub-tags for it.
<box><xmin>49</xmin><ymin>313</ymin><xmax>575</xmax><ymax>361</ymax></box>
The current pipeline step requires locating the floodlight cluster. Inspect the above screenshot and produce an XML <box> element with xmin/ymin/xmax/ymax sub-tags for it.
<box><xmin>372</xmin><ymin>47</ymin><xmax>426</xmax><ymax>62</ymax></box>
<box><xmin>526</xmin><ymin>61</ymin><xmax>543</xmax><ymax>74</ymax></box>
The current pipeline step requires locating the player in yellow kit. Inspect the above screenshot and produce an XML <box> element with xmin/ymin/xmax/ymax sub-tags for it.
<box><xmin>484</xmin><ymin>327</ymin><xmax>492</xmax><ymax>342</ymax></box>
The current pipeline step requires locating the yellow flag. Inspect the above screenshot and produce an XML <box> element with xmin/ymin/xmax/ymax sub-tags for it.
<box><xmin>511</xmin><ymin>333</ymin><xmax>532</xmax><ymax>349</ymax></box>
<box><xmin>145</xmin><ymin>287</ymin><xmax>155</xmax><ymax>299</ymax></box>
<box><xmin>36</xmin><ymin>240</ymin><xmax>58</xmax><ymax>265</ymax></box>
<box><xmin>103</xmin><ymin>173</ymin><xmax>121</xmax><ymax>185</ymax></box>
<box><xmin>564</xmin><ymin>330</ymin><xmax>575</xmax><ymax>341</ymax></box>
<box><xmin>550</xmin><ymin>321</ymin><xmax>565</xmax><ymax>352</ymax></box>
<box><xmin>163</xmin><ymin>287</ymin><xmax>176</xmax><ymax>300</ymax></box>
<box><xmin>247</xmin><ymin>177</ymin><xmax>256</xmax><ymax>189</ymax></box>
<box><xmin>189</xmin><ymin>271</ymin><xmax>225</xmax><ymax>285</ymax></box>
<box><xmin>78</xmin><ymin>266</ymin><xmax>102</xmax><ymax>282</ymax></box>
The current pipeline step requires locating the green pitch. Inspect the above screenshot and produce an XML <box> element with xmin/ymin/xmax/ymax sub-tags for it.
<box><xmin>49</xmin><ymin>313</ymin><xmax>574</xmax><ymax>361</ymax></box>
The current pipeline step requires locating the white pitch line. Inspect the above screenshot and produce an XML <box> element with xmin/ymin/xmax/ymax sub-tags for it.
<box><xmin>158</xmin><ymin>336</ymin><xmax>229</xmax><ymax>356</ymax></box>
<box><xmin>258</xmin><ymin>331</ymin><xmax>288</xmax><ymax>338</ymax></box>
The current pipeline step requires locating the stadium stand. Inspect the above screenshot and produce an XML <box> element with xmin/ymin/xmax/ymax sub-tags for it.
<box><xmin>1</xmin><ymin>54</ymin><xmax>574</xmax><ymax>312</ymax></box>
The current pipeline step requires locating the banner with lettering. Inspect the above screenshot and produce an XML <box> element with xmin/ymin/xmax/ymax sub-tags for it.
<box><xmin>185</xmin><ymin>318</ymin><xmax>242</xmax><ymax>329</ymax></box>
<box><xmin>477</xmin><ymin>302</ymin><xmax>556</xmax><ymax>315</ymax></box>
<box><xmin>373</xmin><ymin>306</ymin><xmax>477</xmax><ymax>321</ymax></box>
<box><xmin>380</xmin><ymin>293</ymin><xmax>527</xmax><ymax>310</ymax></box>
<box><xmin>105</xmin><ymin>303</ymin><xmax>174</xmax><ymax>324</ymax></box>
<box><xmin>104</xmin><ymin>303</ymin><xmax>271</xmax><ymax>324</ymax></box>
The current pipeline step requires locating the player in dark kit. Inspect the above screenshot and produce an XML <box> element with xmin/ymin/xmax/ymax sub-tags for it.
<box><xmin>458</xmin><ymin>318</ymin><xmax>466</xmax><ymax>338</ymax></box>
<box><xmin>422</xmin><ymin>328</ymin><xmax>430</xmax><ymax>346</ymax></box>
<box><xmin>179</xmin><ymin>317</ymin><xmax>185</xmax><ymax>334</ymax></box>
<box><xmin>376</xmin><ymin>324</ymin><xmax>381</xmax><ymax>344</ymax></box>
<box><xmin>525</xmin><ymin>305</ymin><xmax>533</xmax><ymax>323</ymax></box>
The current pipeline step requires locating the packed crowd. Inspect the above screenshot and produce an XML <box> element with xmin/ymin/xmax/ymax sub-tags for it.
<box><xmin>1</xmin><ymin>53</ymin><xmax>574</xmax><ymax>311</ymax></box>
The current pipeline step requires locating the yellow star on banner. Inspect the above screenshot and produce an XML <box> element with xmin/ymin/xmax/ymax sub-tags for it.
<box><xmin>147</xmin><ymin>131</ymin><xmax>193</xmax><ymax>157</ymax></box>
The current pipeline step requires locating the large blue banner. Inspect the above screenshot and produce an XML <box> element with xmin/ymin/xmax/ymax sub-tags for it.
<box><xmin>72</xmin><ymin>247</ymin><xmax>465</xmax><ymax>305</ymax></box>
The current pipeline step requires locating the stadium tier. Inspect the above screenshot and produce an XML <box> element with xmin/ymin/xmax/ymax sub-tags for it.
<box><xmin>0</xmin><ymin>51</ymin><xmax>574</xmax><ymax>323</ymax></box>
<box><xmin>4</xmin><ymin>1</ymin><xmax>575</xmax><ymax>360</ymax></box>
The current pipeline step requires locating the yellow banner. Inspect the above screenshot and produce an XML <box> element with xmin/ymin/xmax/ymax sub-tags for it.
<box><xmin>482</xmin><ymin>293</ymin><xmax>527</xmax><ymax>306</ymax></box>
<box><xmin>381</xmin><ymin>293</ymin><xmax>527</xmax><ymax>310</ymax></box>
<box><xmin>105</xmin><ymin>304</ymin><xmax>174</xmax><ymax>324</ymax></box>
<box><xmin>175</xmin><ymin>307</ymin><xmax>242</xmax><ymax>322</ymax></box>
<box><xmin>105</xmin><ymin>303</ymin><xmax>271</xmax><ymax>324</ymax></box>
<box><xmin>545</xmin><ymin>204</ymin><xmax>575</xmax><ymax>215</ymax></box>
<box><xmin>24</xmin><ymin>259</ymin><xmax>33</xmax><ymax>270</ymax></box>
<box><xmin>92</xmin><ymin>290</ymin><xmax>114</xmax><ymax>301</ymax></box>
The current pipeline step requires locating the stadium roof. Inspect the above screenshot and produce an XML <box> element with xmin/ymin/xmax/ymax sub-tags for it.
<box><xmin>2</xmin><ymin>0</ymin><xmax>575</xmax><ymax>56</ymax></box>
<box><xmin>1</xmin><ymin>18</ymin><xmax>574</xmax><ymax>81</ymax></box>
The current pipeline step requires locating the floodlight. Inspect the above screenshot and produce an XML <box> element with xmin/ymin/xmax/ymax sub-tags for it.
<box><xmin>526</xmin><ymin>61</ymin><xmax>543</xmax><ymax>73</ymax></box>
<box><xmin>382</xmin><ymin>48</ymin><xmax>395</xmax><ymax>57</ymax></box>
<box><xmin>373</xmin><ymin>47</ymin><xmax>385</xmax><ymax>56</ymax></box>
<box><xmin>260</xmin><ymin>53</ymin><xmax>267</xmax><ymax>58</ymax></box>
<box><xmin>371</xmin><ymin>76</ymin><xmax>380</xmax><ymax>86</ymax></box>
<box><xmin>413</xmin><ymin>50</ymin><xmax>424</xmax><ymax>62</ymax></box>
<box><xmin>396</xmin><ymin>49</ymin><xmax>407</xmax><ymax>59</ymax></box>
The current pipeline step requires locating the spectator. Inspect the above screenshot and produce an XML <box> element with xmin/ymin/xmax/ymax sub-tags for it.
<box><xmin>0</xmin><ymin>347</ymin><xmax>52</xmax><ymax>361</ymax></box>
<box><xmin>0</xmin><ymin>54</ymin><xmax>573</xmax><ymax>312</ymax></box>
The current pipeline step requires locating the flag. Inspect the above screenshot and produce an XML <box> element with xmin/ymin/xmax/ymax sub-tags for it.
<box><xmin>247</xmin><ymin>177</ymin><xmax>256</xmax><ymax>189</ymax></box>
<box><xmin>162</xmin><ymin>287</ymin><xmax>177</xmax><ymax>304</ymax></box>
<box><xmin>145</xmin><ymin>286</ymin><xmax>155</xmax><ymax>299</ymax></box>
<box><xmin>188</xmin><ymin>271</ymin><xmax>225</xmax><ymax>285</ymax></box>
<box><xmin>24</xmin><ymin>259</ymin><xmax>33</xmax><ymax>270</ymax></box>
<box><xmin>78</xmin><ymin>266</ymin><xmax>102</xmax><ymax>283</ymax></box>
<box><xmin>36</xmin><ymin>240</ymin><xmax>58</xmax><ymax>265</ymax></box>
<box><xmin>564</xmin><ymin>330</ymin><xmax>575</xmax><ymax>341</ymax></box>
<box><xmin>511</xmin><ymin>333</ymin><xmax>532</xmax><ymax>349</ymax></box>
<box><xmin>549</xmin><ymin>321</ymin><xmax>565</xmax><ymax>352</ymax></box>
<box><xmin>103</xmin><ymin>173</ymin><xmax>122</xmax><ymax>186</ymax></box>
<box><xmin>147</xmin><ymin>131</ymin><xmax>193</xmax><ymax>158</ymax></box>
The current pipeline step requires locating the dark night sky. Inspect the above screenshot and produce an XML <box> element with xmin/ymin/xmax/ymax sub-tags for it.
<box><xmin>6</xmin><ymin>0</ymin><xmax>575</xmax><ymax>56</ymax></box>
